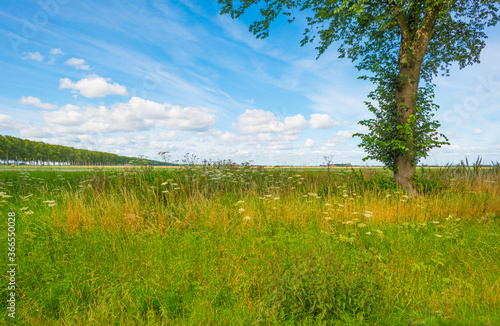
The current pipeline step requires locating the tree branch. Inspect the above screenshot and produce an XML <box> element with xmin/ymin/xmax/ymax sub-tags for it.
<box><xmin>391</xmin><ymin>4</ymin><xmax>410</xmax><ymax>41</ymax></box>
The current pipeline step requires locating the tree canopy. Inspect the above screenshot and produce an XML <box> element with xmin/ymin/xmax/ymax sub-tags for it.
<box><xmin>219</xmin><ymin>0</ymin><xmax>499</xmax><ymax>194</ymax></box>
<box><xmin>0</xmin><ymin>135</ymin><xmax>167</xmax><ymax>166</ymax></box>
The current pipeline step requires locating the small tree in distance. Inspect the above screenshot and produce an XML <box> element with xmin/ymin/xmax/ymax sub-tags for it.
<box><xmin>218</xmin><ymin>0</ymin><xmax>499</xmax><ymax>196</ymax></box>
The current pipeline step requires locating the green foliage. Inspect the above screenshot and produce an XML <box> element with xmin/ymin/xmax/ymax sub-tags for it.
<box><xmin>355</xmin><ymin>83</ymin><xmax>449</xmax><ymax>171</ymax></box>
<box><xmin>1</xmin><ymin>166</ymin><xmax>500</xmax><ymax>324</ymax></box>
<box><xmin>219</xmin><ymin>0</ymin><xmax>499</xmax><ymax>184</ymax></box>
<box><xmin>265</xmin><ymin>252</ymin><xmax>387</xmax><ymax>323</ymax></box>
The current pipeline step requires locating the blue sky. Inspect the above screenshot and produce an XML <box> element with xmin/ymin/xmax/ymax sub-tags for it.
<box><xmin>1</xmin><ymin>0</ymin><xmax>499</xmax><ymax>165</ymax></box>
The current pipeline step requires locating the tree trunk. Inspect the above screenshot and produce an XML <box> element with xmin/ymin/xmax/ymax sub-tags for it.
<box><xmin>392</xmin><ymin>8</ymin><xmax>439</xmax><ymax>196</ymax></box>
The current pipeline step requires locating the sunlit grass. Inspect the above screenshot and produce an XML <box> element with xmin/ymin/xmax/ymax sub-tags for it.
<box><xmin>1</xmin><ymin>165</ymin><xmax>499</xmax><ymax>324</ymax></box>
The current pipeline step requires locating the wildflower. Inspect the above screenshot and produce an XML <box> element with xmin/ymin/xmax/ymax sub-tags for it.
<box><xmin>402</xmin><ymin>195</ymin><xmax>410</xmax><ymax>199</ymax></box>
<box><xmin>20</xmin><ymin>207</ymin><xmax>29</xmax><ymax>211</ymax></box>
<box><xmin>174</xmin><ymin>187</ymin><xmax>181</xmax><ymax>190</ymax></box>
<box><xmin>357</xmin><ymin>223</ymin><xmax>367</xmax><ymax>228</ymax></box>
<box><xmin>236</xmin><ymin>200</ymin><xmax>245</xmax><ymax>204</ymax></box>
<box><xmin>434</xmin><ymin>234</ymin><xmax>443</xmax><ymax>238</ymax></box>
<box><xmin>325</xmin><ymin>203</ymin><xmax>332</xmax><ymax>206</ymax></box>
<box><xmin>21</xmin><ymin>194</ymin><xmax>33</xmax><ymax>199</ymax></box>
<box><xmin>324</xmin><ymin>216</ymin><xmax>332</xmax><ymax>220</ymax></box>
<box><xmin>162</xmin><ymin>190</ymin><xmax>169</xmax><ymax>193</ymax></box>
<box><xmin>431</xmin><ymin>221</ymin><xmax>440</xmax><ymax>224</ymax></box>
<box><xmin>323</xmin><ymin>212</ymin><xmax>329</xmax><ymax>215</ymax></box>
<box><xmin>273</xmin><ymin>197</ymin><xmax>280</xmax><ymax>200</ymax></box>
<box><xmin>375</xmin><ymin>229</ymin><xmax>383</xmax><ymax>235</ymax></box>
<box><xmin>386</xmin><ymin>194</ymin><xmax>391</xmax><ymax>197</ymax></box>
<box><xmin>308</xmin><ymin>193</ymin><xmax>318</xmax><ymax>197</ymax></box>
<box><xmin>342</xmin><ymin>220</ymin><xmax>354</xmax><ymax>225</ymax></box>
<box><xmin>352</xmin><ymin>212</ymin><xmax>359</xmax><ymax>215</ymax></box>
<box><xmin>364</xmin><ymin>211</ymin><xmax>373</xmax><ymax>218</ymax></box>
<box><xmin>161</xmin><ymin>181</ymin><xmax>169</xmax><ymax>185</ymax></box>
<box><xmin>48</xmin><ymin>203</ymin><xmax>56</xmax><ymax>207</ymax></box>
<box><xmin>400</xmin><ymin>199</ymin><xmax>407</xmax><ymax>202</ymax></box>
<box><xmin>366</xmin><ymin>231</ymin><xmax>372</xmax><ymax>235</ymax></box>
<box><xmin>338</xmin><ymin>204</ymin><xmax>344</xmax><ymax>207</ymax></box>
<box><xmin>238</xmin><ymin>208</ymin><xmax>245</xmax><ymax>213</ymax></box>
<box><xmin>243</xmin><ymin>216</ymin><xmax>251</xmax><ymax>221</ymax></box>
<box><xmin>171</xmin><ymin>183</ymin><xmax>178</xmax><ymax>186</ymax></box>
<box><xmin>25</xmin><ymin>210</ymin><xmax>34</xmax><ymax>215</ymax></box>
<box><xmin>264</xmin><ymin>194</ymin><xmax>272</xmax><ymax>198</ymax></box>
<box><xmin>43</xmin><ymin>200</ymin><xmax>56</xmax><ymax>203</ymax></box>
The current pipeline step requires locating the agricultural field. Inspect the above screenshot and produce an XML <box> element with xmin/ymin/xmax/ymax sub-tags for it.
<box><xmin>1</xmin><ymin>165</ymin><xmax>499</xmax><ymax>325</ymax></box>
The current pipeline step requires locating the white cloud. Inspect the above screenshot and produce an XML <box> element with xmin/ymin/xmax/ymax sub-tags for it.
<box><xmin>305</xmin><ymin>138</ymin><xmax>315</xmax><ymax>147</ymax></box>
<box><xmin>41</xmin><ymin>97</ymin><xmax>215</xmax><ymax>134</ymax></box>
<box><xmin>321</xmin><ymin>130</ymin><xmax>358</xmax><ymax>149</ymax></box>
<box><xmin>0</xmin><ymin>114</ymin><xmax>20</xmax><ymax>131</ymax></box>
<box><xmin>50</xmin><ymin>48</ymin><xmax>64</xmax><ymax>56</ymax></box>
<box><xmin>59</xmin><ymin>75</ymin><xmax>128</xmax><ymax>98</ymax></box>
<box><xmin>472</xmin><ymin>128</ymin><xmax>483</xmax><ymax>135</ymax></box>
<box><xmin>233</xmin><ymin>109</ymin><xmax>307</xmax><ymax>134</ymax></box>
<box><xmin>64</xmin><ymin>57</ymin><xmax>91</xmax><ymax>70</ymax></box>
<box><xmin>24</xmin><ymin>51</ymin><xmax>44</xmax><ymax>62</ymax></box>
<box><xmin>309</xmin><ymin>113</ymin><xmax>341</xmax><ymax>129</ymax></box>
<box><xmin>159</xmin><ymin>104</ymin><xmax>216</xmax><ymax>131</ymax></box>
<box><xmin>19</xmin><ymin>96</ymin><xmax>58</xmax><ymax>110</ymax></box>
<box><xmin>48</xmin><ymin>48</ymin><xmax>65</xmax><ymax>64</ymax></box>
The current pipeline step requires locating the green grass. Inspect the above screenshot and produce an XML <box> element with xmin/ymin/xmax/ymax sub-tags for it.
<box><xmin>1</xmin><ymin>165</ymin><xmax>499</xmax><ymax>325</ymax></box>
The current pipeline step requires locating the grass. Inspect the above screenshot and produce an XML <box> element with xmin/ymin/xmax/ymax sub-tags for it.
<box><xmin>1</xmin><ymin>164</ymin><xmax>499</xmax><ymax>325</ymax></box>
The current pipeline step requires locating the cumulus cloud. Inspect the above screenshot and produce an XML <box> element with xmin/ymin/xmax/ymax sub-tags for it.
<box><xmin>59</xmin><ymin>75</ymin><xmax>128</xmax><ymax>98</ymax></box>
<box><xmin>321</xmin><ymin>130</ymin><xmax>358</xmax><ymax>148</ymax></box>
<box><xmin>305</xmin><ymin>138</ymin><xmax>315</xmax><ymax>147</ymax></box>
<box><xmin>41</xmin><ymin>97</ymin><xmax>216</xmax><ymax>134</ymax></box>
<box><xmin>50</xmin><ymin>48</ymin><xmax>64</xmax><ymax>56</ymax></box>
<box><xmin>309</xmin><ymin>113</ymin><xmax>341</xmax><ymax>129</ymax></box>
<box><xmin>48</xmin><ymin>48</ymin><xmax>64</xmax><ymax>64</ymax></box>
<box><xmin>472</xmin><ymin>128</ymin><xmax>483</xmax><ymax>135</ymax></box>
<box><xmin>19</xmin><ymin>96</ymin><xmax>58</xmax><ymax>110</ymax></box>
<box><xmin>23</xmin><ymin>51</ymin><xmax>44</xmax><ymax>62</ymax></box>
<box><xmin>0</xmin><ymin>114</ymin><xmax>20</xmax><ymax>131</ymax></box>
<box><xmin>64</xmin><ymin>57</ymin><xmax>90</xmax><ymax>70</ymax></box>
<box><xmin>159</xmin><ymin>104</ymin><xmax>217</xmax><ymax>131</ymax></box>
<box><xmin>233</xmin><ymin>109</ymin><xmax>307</xmax><ymax>134</ymax></box>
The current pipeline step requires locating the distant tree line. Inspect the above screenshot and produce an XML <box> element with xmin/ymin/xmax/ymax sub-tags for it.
<box><xmin>0</xmin><ymin>135</ymin><xmax>165</xmax><ymax>166</ymax></box>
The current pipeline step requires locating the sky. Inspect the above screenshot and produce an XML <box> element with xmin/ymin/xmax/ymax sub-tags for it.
<box><xmin>1</xmin><ymin>0</ymin><xmax>499</xmax><ymax>166</ymax></box>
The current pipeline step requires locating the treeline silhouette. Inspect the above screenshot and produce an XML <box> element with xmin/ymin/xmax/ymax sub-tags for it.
<box><xmin>0</xmin><ymin>135</ymin><xmax>165</xmax><ymax>166</ymax></box>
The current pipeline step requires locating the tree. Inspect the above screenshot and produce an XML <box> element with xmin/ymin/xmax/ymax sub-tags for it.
<box><xmin>219</xmin><ymin>0</ymin><xmax>499</xmax><ymax>195</ymax></box>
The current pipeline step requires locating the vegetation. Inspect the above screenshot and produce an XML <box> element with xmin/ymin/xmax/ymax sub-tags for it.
<box><xmin>218</xmin><ymin>0</ymin><xmax>499</xmax><ymax>195</ymax></box>
<box><xmin>0</xmin><ymin>135</ymin><xmax>167</xmax><ymax>166</ymax></box>
<box><xmin>1</xmin><ymin>163</ymin><xmax>499</xmax><ymax>324</ymax></box>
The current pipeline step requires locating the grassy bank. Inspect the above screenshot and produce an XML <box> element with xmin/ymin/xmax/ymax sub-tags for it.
<box><xmin>1</xmin><ymin>165</ymin><xmax>499</xmax><ymax>325</ymax></box>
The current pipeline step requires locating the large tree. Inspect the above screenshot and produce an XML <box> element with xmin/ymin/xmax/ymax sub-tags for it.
<box><xmin>219</xmin><ymin>0</ymin><xmax>499</xmax><ymax>195</ymax></box>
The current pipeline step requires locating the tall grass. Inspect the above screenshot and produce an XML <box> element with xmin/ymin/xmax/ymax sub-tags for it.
<box><xmin>1</xmin><ymin>164</ymin><xmax>499</xmax><ymax>325</ymax></box>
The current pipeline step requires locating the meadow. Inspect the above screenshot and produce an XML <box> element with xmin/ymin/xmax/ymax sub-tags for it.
<box><xmin>1</xmin><ymin>163</ymin><xmax>499</xmax><ymax>325</ymax></box>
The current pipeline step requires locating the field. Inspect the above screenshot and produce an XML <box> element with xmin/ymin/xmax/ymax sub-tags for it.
<box><xmin>1</xmin><ymin>164</ymin><xmax>499</xmax><ymax>325</ymax></box>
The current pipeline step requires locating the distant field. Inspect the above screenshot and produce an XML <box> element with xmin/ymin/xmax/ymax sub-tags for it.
<box><xmin>1</xmin><ymin>165</ymin><xmax>499</xmax><ymax>324</ymax></box>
